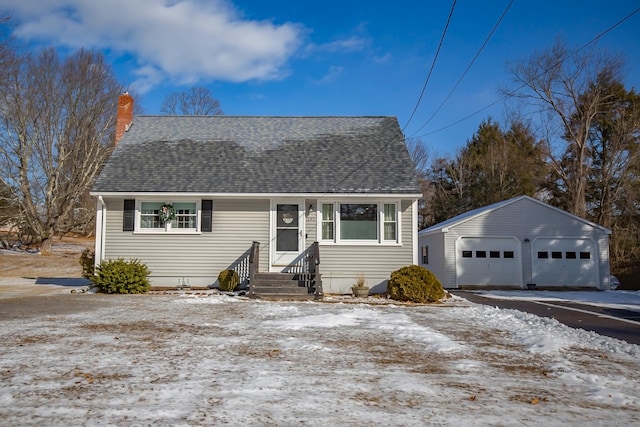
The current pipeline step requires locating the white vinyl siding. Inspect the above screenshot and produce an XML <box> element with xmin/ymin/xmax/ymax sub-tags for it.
<box><xmin>311</xmin><ymin>200</ymin><xmax>414</xmax><ymax>293</ymax></box>
<box><xmin>418</xmin><ymin>197</ymin><xmax>610</xmax><ymax>289</ymax></box>
<box><xmin>102</xmin><ymin>196</ymin><xmax>416</xmax><ymax>291</ymax></box>
<box><xmin>103</xmin><ymin>198</ymin><xmax>269</xmax><ymax>286</ymax></box>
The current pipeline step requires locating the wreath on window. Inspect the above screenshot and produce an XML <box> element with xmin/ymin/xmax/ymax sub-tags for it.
<box><xmin>159</xmin><ymin>203</ymin><xmax>176</xmax><ymax>223</ymax></box>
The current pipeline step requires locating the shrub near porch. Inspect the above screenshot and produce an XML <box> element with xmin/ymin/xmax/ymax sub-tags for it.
<box><xmin>388</xmin><ymin>265</ymin><xmax>445</xmax><ymax>303</ymax></box>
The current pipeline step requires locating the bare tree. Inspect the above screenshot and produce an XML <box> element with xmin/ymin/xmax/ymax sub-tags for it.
<box><xmin>405</xmin><ymin>137</ymin><xmax>431</xmax><ymax>229</ymax></box>
<box><xmin>160</xmin><ymin>86</ymin><xmax>223</xmax><ymax>115</ymax></box>
<box><xmin>0</xmin><ymin>16</ymin><xmax>16</xmax><ymax>87</ymax></box>
<box><xmin>0</xmin><ymin>48</ymin><xmax>124</xmax><ymax>252</ymax></box>
<box><xmin>405</xmin><ymin>137</ymin><xmax>431</xmax><ymax>180</ymax></box>
<box><xmin>507</xmin><ymin>41</ymin><xmax>624</xmax><ymax>218</ymax></box>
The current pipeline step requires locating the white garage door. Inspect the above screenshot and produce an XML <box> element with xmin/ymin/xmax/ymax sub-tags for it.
<box><xmin>532</xmin><ymin>238</ymin><xmax>597</xmax><ymax>287</ymax></box>
<box><xmin>456</xmin><ymin>237</ymin><xmax>521</xmax><ymax>287</ymax></box>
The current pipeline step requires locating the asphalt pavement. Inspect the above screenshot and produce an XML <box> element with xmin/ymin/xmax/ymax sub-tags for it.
<box><xmin>452</xmin><ymin>291</ymin><xmax>640</xmax><ymax>345</ymax></box>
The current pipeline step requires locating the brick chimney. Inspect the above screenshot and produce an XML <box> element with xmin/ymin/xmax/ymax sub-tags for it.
<box><xmin>115</xmin><ymin>92</ymin><xmax>134</xmax><ymax>145</ymax></box>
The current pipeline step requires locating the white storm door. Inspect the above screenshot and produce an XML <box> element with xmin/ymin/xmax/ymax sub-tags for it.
<box><xmin>272</xmin><ymin>201</ymin><xmax>305</xmax><ymax>267</ymax></box>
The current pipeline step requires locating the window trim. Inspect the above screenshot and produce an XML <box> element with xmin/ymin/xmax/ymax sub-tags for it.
<box><xmin>133</xmin><ymin>199</ymin><xmax>203</xmax><ymax>234</ymax></box>
<box><xmin>317</xmin><ymin>201</ymin><xmax>401</xmax><ymax>245</ymax></box>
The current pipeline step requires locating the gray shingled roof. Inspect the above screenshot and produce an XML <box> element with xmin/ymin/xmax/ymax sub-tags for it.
<box><xmin>92</xmin><ymin>116</ymin><xmax>421</xmax><ymax>194</ymax></box>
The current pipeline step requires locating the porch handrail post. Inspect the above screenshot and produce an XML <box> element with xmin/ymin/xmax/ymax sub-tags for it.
<box><xmin>249</xmin><ymin>241</ymin><xmax>260</xmax><ymax>296</ymax></box>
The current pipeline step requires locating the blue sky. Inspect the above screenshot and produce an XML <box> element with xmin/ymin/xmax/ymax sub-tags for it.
<box><xmin>0</xmin><ymin>0</ymin><xmax>638</xmax><ymax>157</ymax></box>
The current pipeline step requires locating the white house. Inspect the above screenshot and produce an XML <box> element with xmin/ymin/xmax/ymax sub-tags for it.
<box><xmin>90</xmin><ymin>94</ymin><xmax>421</xmax><ymax>297</ymax></box>
<box><xmin>418</xmin><ymin>195</ymin><xmax>613</xmax><ymax>289</ymax></box>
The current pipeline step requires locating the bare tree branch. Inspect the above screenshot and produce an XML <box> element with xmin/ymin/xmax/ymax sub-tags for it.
<box><xmin>0</xmin><ymin>48</ymin><xmax>124</xmax><ymax>252</ymax></box>
<box><xmin>160</xmin><ymin>86</ymin><xmax>224</xmax><ymax>115</ymax></box>
<box><xmin>506</xmin><ymin>41</ymin><xmax>625</xmax><ymax>217</ymax></box>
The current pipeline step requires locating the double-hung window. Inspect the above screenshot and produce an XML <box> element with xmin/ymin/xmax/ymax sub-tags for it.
<box><xmin>173</xmin><ymin>202</ymin><xmax>197</xmax><ymax>229</ymax></box>
<box><xmin>321</xmin><ymin>204</ymin><xmax>335</xmax><ymax>240</ymax></box>
<box><xmin>319</xmin><ymin>201</ymin><xmax>400</xmax><ymax>244</ymax></box>
<box><xmin>140</xmin><ymin>202</ymin><xmax>164</xmax><ymax>229</ymax></box>
<box><xmin>138</xmin><ymin>201</ymin><xmax>198</xmax><ymax>232</ymax></box>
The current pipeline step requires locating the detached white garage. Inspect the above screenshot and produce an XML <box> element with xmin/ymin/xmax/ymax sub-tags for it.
<box><xmin>418</xmin><ymin>196</ymin><xmax>612</xmax><ymax>289</ymax></box>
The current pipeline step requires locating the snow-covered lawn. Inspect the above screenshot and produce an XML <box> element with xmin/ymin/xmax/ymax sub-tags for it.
<box><xmin>1</xmin><ymin>292</ymin><xmax>639</xmax><ymax>426</ymax></box>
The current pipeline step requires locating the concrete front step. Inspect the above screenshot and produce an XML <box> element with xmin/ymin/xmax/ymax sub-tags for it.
<box><xmin>253</xmin><ymin>273</ymin><xmax>299</xmax><ymax>281</ymax></box>
<box><xmin>250</xmin><ymin>272</ymin><xmax>320</xmax><ymax>299</ymax></box>
<box><xmin>252</xmin><ymin>285</ymin><xmax>309</xmax><ymax>295</ymax></box>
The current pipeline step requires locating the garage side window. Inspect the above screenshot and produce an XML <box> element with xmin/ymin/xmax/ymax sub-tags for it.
<box><xmin>421</xmin><ymin>246</ymin><xmax>429</xmax><ymax>264</ymax></box>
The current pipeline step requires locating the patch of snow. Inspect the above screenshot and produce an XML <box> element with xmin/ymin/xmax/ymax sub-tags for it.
<box><xmin>0</xmin><ymin>293</ymin><xmax>639</xmax><ymax>426</ymax></box>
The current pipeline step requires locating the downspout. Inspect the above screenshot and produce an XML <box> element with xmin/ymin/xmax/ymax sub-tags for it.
<box><xmin>94</xmin><ymin>196</ymin><xmax>106</xmax><ymax>269</ymax></box>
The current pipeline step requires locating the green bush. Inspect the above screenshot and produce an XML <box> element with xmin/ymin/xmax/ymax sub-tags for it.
<box><xmin>387</xmin><ymin>265</ymin><xmax>445</xmax><ymax>303</ymax></box>
<box><xmin>90</xmin><ymin>258</ymin><xmax>151</xmax><ymax>294</ymax></box>
<box><xmin>217</xmin><ymin>269</ymin><xmax>240</xmax><ymax>292</ymax></box>
<box><xmin>79</xmin><ymin>249</ymin><xmax>95</xmax><ymax>279</ymax></box>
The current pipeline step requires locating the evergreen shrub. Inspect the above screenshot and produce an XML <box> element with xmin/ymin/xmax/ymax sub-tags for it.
<box><xmin>217</xmin><ymin>269</ymin><xmax>240</xmax><ymax>292</ymax></box>
<box><xmin>387</xmin><ymin>265</ymin><xmax>445</xmax><ymax>303</ymax></box>
<box><xmin>90</xmin><ymin>258</ymin><xmax>151</xmax><ymax>294</ymax></box>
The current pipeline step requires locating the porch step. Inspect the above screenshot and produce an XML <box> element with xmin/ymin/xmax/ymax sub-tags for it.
<box><xmin>251</xmin><ymin>272</ymin><xmax>319</xmax><ymax>299</ymax></box>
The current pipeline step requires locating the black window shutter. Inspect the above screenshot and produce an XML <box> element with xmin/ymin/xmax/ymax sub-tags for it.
<box><xmin>201</xmin><ymin>200</ymin><xmax>213</xmax><ymax>232</ymax></box>
<box><xmin>123</xmin><ymin>199</ymin><xmax>135</xmax><ymax>231</ymax></box>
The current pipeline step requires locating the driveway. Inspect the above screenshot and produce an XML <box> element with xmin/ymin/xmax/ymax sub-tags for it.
<box><xmin>452</xmin><ymin>290</ymin><xmax>640</xmax><ymax>345</ymax></box>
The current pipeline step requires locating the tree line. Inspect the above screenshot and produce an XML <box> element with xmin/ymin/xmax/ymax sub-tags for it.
<box><xmin>414</xmin><ymin>42</ymin><xmax>639</xmax><ymax>287</ymax></box>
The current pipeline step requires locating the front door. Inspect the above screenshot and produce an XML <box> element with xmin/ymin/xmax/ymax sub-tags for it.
<box><xmin>272</xmin><ymin>201</ymin><xmax>304</xmax><ymax>267</ymax></box>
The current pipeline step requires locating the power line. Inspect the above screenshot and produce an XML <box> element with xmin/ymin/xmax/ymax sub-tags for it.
<box><xmin>415</xmin><ymin>5</ymin><xmax>640</xmax><ymax>139</ymax></box>
<box><xmin>401</xmin><ymin>0</ymin><xmax>456</xmax><ymax>132</ymax></box>
<box><xmin>329</xmin><ymin>5</ymin><xmax>640</xmax><ymax>195</ymax></box>
<box><xmin>410</xmin><ymin>0</ymin><xmax>514</xmax><ymax>137</ymax></box>
<box><xmin>330</xmin><ymin>2</ymin><xmax>459</xmax><ymax>193</ymax></box>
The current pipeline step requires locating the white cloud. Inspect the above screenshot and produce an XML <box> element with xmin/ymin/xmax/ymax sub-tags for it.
<box><xmin>304</xmin><ymin>36</ymin><xmax>369</xmax><ymax>55</ymax></box>
<box><xmin>0</xmin><ymin>0</ymin><xmax>303</xmax><ymax>92</ymax></box>
<box><xmin>373</xmin><ymin>52</ymin><xmax>392</xmax><ymax>64</ymax></box>
<box><xmin>313</xmin><ymin>65</ymin><xmax>344</xmax><ymax>85</ymax></box>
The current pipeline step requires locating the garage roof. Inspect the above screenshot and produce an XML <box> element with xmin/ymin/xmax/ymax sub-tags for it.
<box><xmin>419</xmin><ymin>195</ymin><xmax>611</xmax><ymax>236</ymax></box>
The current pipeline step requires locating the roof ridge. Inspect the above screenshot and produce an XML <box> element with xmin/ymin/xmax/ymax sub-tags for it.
<box><xmin>135</xmin><ymin>115</ymin><xmax>397</xmax><ymax>119</ymax></box>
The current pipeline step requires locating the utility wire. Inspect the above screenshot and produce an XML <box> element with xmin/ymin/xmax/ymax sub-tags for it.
<box><xmin>401</xmin><ymin>0</ymin><xmax>456</xmax><ymax>132</ymax></box>
<box><xmin>409</xmin><ymin>0</ymin><xmax>514</xmax><ymax>137</ymax></box>
<box><xmin>416</xmin><ymin>5</ymin><xmax>640</xmax><ymax>138</ymax></box>
<box><xmin>328</xmin><ymin>5</ymin><xmax>640</xmax><ymax>195</ymax></box>
<box><xmin>329</xmin><ymin>1</ymin><xmax>458</xmax><ymax>194</ymax></box>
